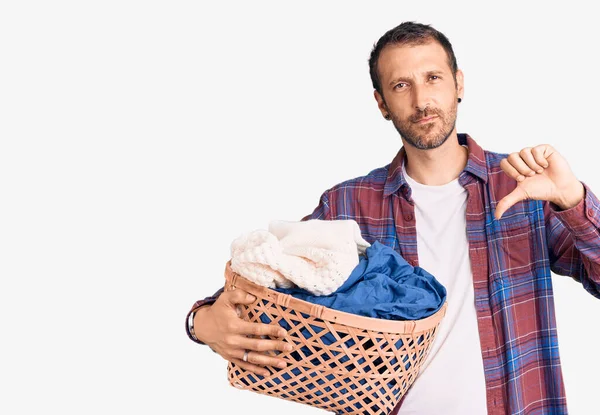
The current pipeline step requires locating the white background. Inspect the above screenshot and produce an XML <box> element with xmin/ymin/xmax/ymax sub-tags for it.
<box><xmin>1</xmin><ymin>1</ymin><xmax>599</xmax><ymax>414</ymax></box>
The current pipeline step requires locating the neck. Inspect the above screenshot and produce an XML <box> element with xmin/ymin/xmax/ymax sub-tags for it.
<box><xmin>403</xmin><ymin>131</ymin><xmax>468</xmax><ymax>186</ymax></box>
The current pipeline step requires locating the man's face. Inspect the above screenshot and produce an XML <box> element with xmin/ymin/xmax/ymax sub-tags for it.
<box><xmin>375</xmin><ymin>41</ymin><xmax>464</xmax><ymax>150</ymax></box>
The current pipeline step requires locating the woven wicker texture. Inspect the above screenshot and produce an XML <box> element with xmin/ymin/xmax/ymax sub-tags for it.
<box><xmin>224</xmin><ymin>261</ymin><xmax>447</xmax><ymax>415</ymax></box>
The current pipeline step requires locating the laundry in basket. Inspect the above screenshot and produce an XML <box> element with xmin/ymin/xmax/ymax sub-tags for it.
<box><xmin>226</xmin><ymin>220</ymin><xmax>447</xmax><ymax>414</ymax></box>
<box><xmin>230</xmin><ymin>219</ymin><xmax>371</xmax><ymax>296</ymax></box>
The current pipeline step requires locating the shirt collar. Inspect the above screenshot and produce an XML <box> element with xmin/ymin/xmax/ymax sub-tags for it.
<box><xmin>383</xmin><ymin>133</ymin><xmax>488</xmax><ymax>198</ymax></box>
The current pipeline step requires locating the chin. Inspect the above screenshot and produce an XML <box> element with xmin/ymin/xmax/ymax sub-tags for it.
<box><xmin>407</xmin><ymin>133</ymin><xmax>451</xmax><ymax>150</ymax></box>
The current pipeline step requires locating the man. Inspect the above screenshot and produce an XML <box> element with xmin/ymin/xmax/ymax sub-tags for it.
<box><xmin>186</xmin><ymin>22</ymin><xmax>600</xmax><ymax>414</ymax></box>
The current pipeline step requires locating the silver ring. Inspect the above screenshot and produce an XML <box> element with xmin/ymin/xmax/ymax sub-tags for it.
<box><xmin>242</xmin><ymin>350</ymin><xmax>249</xmax><ymax>362</ymax></box>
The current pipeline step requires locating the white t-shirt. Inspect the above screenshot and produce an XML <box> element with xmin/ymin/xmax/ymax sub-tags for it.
<box><xmin>398</xmin><ymin>164</ymin><xmax>487</xmax><ymax>415</ymax></box>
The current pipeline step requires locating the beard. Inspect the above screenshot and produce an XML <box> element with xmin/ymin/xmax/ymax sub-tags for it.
<box><xmin>389</xmin><ymin>101</ymin><xmax>458</xmax><ymax>150</ymax></box>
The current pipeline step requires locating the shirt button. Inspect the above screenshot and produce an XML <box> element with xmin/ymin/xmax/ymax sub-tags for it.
<box><xmin>404</xmin><ymin>214</ymin><xmax>413</xmax><ymax>221</ymax></box>
<box><xmin>587</xmin><ymin>209</ymin><xmax>594</xmax><ymax>217</ymax></box>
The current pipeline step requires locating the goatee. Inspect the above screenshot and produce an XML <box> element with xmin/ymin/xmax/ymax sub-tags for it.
<box><xmin>390</xmin><ymin>104</ymin><xmax>457</xmax><ymax>150</ymax></box>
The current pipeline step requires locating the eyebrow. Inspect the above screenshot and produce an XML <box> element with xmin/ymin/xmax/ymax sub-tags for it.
<box><xmin>388</xmin><ymin>70</ymin><xmax>446</xmax><ymax>87</ymax></box>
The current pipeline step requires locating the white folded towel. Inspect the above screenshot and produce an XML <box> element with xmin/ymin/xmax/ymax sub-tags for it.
<box><xmin>230</xmin><ymin>219</ymin><xmax>371</xmax><ymax>296</ymax></box>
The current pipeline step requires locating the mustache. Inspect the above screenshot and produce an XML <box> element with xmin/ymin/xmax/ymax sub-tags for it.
<box><xmin>410</xmin><ymin>107</ymin><xmax>442</xmax><ymax>123</ymax></box>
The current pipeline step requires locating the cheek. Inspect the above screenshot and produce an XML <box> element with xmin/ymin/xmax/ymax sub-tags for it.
<box><xmin>388</xmin><ymin>103</ymin><xmax>413</xmax><ymax>119</ymax></box>
<box><xmin>395</xmin><ymin>108</ymin><xmax>412</xmax><ymax>119</ymax></box>
<box><xmin>440</xmin><ymin>88</ymin><xmax>458</xmax><ymax>107</ymax></box>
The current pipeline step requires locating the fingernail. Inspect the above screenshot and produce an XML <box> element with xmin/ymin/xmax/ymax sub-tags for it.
<box><xmin>247</xmin><ymin>294</ymin><xmax>256</xmax><ymax>301</ymax></box>
<box><xmin>278</xmin><ymin>362</ymin><xmax>287</xmax><ymax>369</ymax></box>
<box><xmin>278</xmin><ymin>330</ymin><xmax>287</xmax><ymax>337</ymax></box>
<box><xmin>284</xmin><ymin>344</ymin><xmax>293</xmax><ymax>351</ymax></box>
<box><xmin>528</xmin><ymin>171</ymin><xmax>536</xmax><ymax>176</ymax></box>
<box><xmin>517</xmin><ymin>175</ymin><xmax>525</xmax><ymax>181</ymax></box>
<box><xmin>536</xmin><ymin>169</ymin><xmax>543</xmax><ymax>174</ymax></box>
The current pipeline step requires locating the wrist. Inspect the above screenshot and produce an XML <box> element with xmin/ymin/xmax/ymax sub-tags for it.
<box><xmin>555</xmin><ymin>181</ymin><xmax>585</xmax><ymax>210</ymax></box>
<box><xmin>191</xmin><ymin>305</ymin><xmax>212</xmax><ymax>344</ymax></box>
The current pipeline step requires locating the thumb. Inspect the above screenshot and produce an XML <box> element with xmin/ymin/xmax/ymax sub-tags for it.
<box><xmin>224</xmin><ymin>288</ymin><xmax>257</xmax><ymax>306</ymax></box>
<box><xmin>495</xmin><ymin>187</ymin><xmax>526</xmax><ymax>220</ymax></box>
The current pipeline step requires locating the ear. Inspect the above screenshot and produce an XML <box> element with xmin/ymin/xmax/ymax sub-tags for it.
<box><xmin>373</xmin><ymin>90</ymin><xmax>389</xmax><ymax>118</ymax></box>
<box><xmin>456</xmin><ymin>69</ymin><xmax>464</xmax><ymax>100</ymax></box>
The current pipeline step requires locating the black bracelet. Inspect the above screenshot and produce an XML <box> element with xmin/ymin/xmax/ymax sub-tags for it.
<box><xmin>188</xmin><ymin>308</ymin><xmax>200</xmax><ymax>342</ymax></box>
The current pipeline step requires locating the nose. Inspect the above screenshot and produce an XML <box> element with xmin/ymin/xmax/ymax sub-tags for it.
<box><xmin>412</xmin><ymin>84</ymin><xmax>431</xmax><ymax>112</ymax></box>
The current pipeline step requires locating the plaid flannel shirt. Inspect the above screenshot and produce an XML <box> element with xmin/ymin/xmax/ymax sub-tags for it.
<box><xmin>187</xmin><ymin>134</ymin><xmax>600</xmax><ymax>415</ymax></box>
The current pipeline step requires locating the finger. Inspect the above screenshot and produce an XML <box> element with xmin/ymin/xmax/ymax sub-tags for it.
<box><xmin>495</xmin><ymin>187</ymin><xmax>527</xmax><ymax>220</ymax></box>
<box><xmin>223</xmin><ymin>288</ymin><xmax>257</xmax><ymax>306</ymax></box>
<box><xmin>500</xmin><ymin>158</ymin><xmax>525</xmax><ymax>182</ymax></box>
<box><xmin>531</xmin><ymin>146</ymin><xmax>550</xmax><ymax>169</ymax></box>
<box><xmin>239</xmin><ymin>320</ymin><xmax>288</xmax><ymax>339</ymax></box>
<box><xmin>519</xmin><ymin>148</ymin><xmax>544</xmax><ymax>174</ymax></box>
<box><xmin>235</xmin><ymin>349</ymin><xmax>289</xmax><ymax>369</ymax></box>
<box><xmin>507</xmin><ymin>153</ymin><xmax>536</xmax><ymax>177</ymax></box>
<box><xmin>237</xmin><ymin>335</ymin><xmax>293</xmax><ymax>354</ymax></box>
<box><xmin>229</xmin><ymin>357</ymin><xmax>272</xmax><ymax>377</ymax></box>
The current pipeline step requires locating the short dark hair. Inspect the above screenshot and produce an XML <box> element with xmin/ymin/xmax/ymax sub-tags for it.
<box><xmin>368</xmin><ymin>22</ymin><xmax>458</xmax><ymax>95</ymax></box>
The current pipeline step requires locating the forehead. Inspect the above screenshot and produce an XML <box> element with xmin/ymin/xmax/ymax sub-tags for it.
<box><xmin>377</xmin><ymin>41</ymin><xmax>451</xmax><ymax>81</ymax></box>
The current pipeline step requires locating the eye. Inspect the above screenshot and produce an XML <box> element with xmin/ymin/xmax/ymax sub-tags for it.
<box><xmin>429</xmin><ymin>75</ymin><xmax>440</xmax><ymax>81</ymax></box>
<box><xmin>394</xmin><ymin>82</ymin><xmax>408</xmax><ymax>90</ymax></box>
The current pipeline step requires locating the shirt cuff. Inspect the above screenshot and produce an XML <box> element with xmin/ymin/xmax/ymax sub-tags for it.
<box><xmin>549</xmin><ymin>182</ymin><xmax>600</xmax><ymax>237</ymax></box>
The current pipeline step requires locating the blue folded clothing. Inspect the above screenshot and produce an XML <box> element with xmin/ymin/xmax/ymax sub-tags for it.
<box><xmin>273</xmin><ymin>240</ymin><xmax>446</xmax><ymax>320</ymax></box>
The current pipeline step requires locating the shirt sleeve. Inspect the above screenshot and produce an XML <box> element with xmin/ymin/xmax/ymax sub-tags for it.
<box><xmin>546</xmin><ymin>182</ymin><xmax>600</xmax><ymax>299</ymax></box>
<box><xmin>301</xmin><ymin>190</ymin><xmax>332</xmax><ymax>221</ymax></box>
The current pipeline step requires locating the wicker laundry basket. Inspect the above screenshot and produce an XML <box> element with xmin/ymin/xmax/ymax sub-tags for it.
<box><xmin>224</xmin><ymin>261</ymin><xmax>447</xmax><ymax>415</ymax></box>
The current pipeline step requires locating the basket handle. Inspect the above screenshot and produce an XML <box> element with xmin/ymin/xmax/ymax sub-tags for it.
<box><xmin>230</xmin><ymin>272</ymin><xmax>238</xmax><ymax>289</ymax></box>
<box><xmin>228</xmin><ymin>268</ymin><xmax>294</xmax><ymax>310</ymax></box>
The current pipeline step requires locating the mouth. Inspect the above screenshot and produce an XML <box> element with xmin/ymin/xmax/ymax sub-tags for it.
<box><xmin>414</xmin><ymin>116</ymin><xmax>438</xmax><ymax>124</ymax></box>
